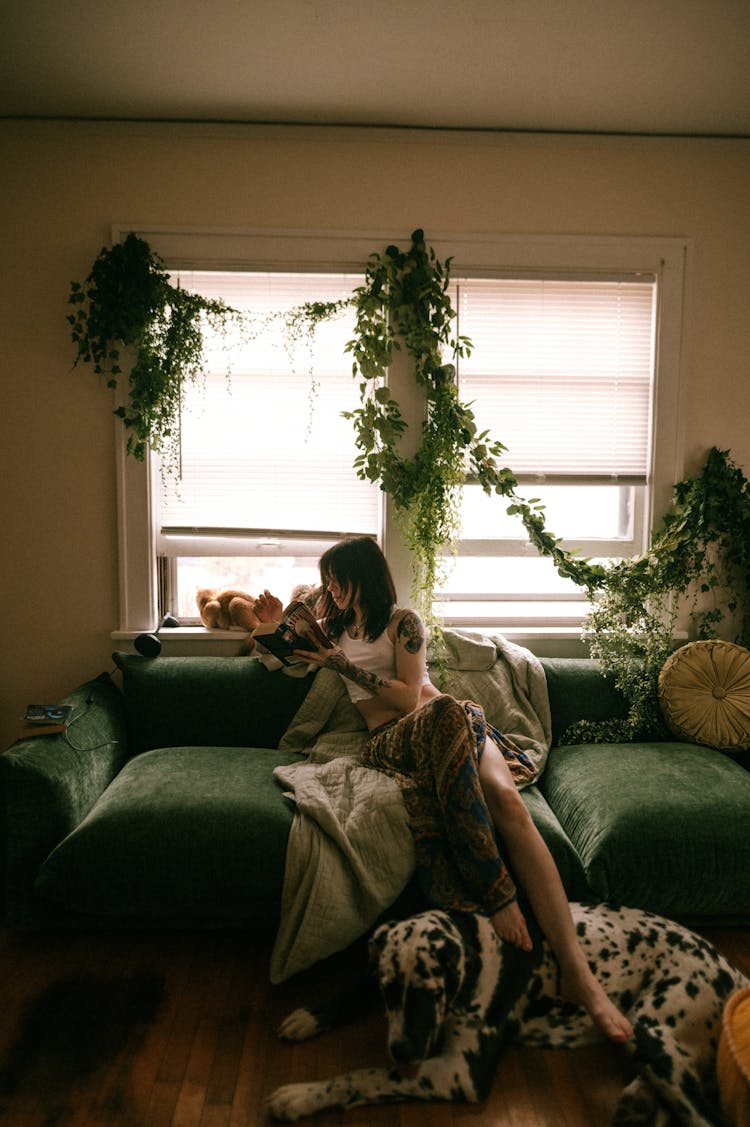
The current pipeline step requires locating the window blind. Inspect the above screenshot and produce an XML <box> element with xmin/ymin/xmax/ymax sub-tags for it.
<box><xmin>157</xmin><ymin>271</ymin><xmax>378</xmax><ymax>548</ymax></box>
<box><xmin>454</xmin><ymin>277</ymin><xmax>657</xmax><ymax>482</ymax></box>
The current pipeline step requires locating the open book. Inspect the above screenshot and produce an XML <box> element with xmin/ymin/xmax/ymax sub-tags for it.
<box><xmin>251</xmin><ymin>600</ymin><xmax>334</xmax><ymax>666</ymax></box>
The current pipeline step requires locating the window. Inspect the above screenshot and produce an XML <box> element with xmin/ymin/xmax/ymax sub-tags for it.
<box><xmin>114</xmin><ymin>228</ymin><xmax>688</xmax><ymax>651</ymax></box>
<box><xmin>439</xmin><ymin>275</ymin><xmax>657</xmax><ymax>629</ymax></box>
<box><xmin>154</xmin><ymin>270</ymin><xmax>378</xmax><ymax>621</ymax></box>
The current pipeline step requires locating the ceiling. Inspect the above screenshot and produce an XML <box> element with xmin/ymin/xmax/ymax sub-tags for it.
<box><xmin>1</xmin><ymin>0</ymin><xmax>749</xmax><ymax>137</ymax></box>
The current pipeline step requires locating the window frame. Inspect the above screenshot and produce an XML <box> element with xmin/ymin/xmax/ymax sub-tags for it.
<box><xmin>113</xmin><ymin>226</ymin><xmax>690</xmax><ymax>651</ymax></box>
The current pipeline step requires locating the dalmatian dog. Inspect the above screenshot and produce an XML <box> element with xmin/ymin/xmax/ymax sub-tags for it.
<box><xmin>267</xmin><ymin>902</ymin><xmax>747</xmax><ymax>1125</ymax></box>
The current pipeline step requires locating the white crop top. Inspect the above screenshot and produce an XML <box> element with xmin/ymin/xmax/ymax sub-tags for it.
<box><xmin>337</xmin><ymin>616</ymin><xmax>432</xmax><ymax>702</ymax></box>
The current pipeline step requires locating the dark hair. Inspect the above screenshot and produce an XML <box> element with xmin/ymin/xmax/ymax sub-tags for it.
<box><xmin>318</xmin><ymin>536</ymin><xmax>396</xmax><ymax>641</ymax></box>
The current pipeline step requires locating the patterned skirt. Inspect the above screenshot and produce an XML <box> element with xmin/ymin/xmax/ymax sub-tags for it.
<box><xmin>362</xmin><ymin>694</ymin><xmax>535</xmax><ymax>916</ymax></box>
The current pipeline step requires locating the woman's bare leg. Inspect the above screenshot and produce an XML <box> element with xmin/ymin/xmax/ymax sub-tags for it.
<box><xmin>479</xmin><ymin>738</ymin><xmax>633</xmax><ymax>1043</ymax></box>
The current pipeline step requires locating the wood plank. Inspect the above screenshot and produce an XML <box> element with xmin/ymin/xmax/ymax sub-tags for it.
<box><xmin>0</xmin><ymin>922</ymin><xmax>745</xmax><ymax>1127</ymax></box>
<box><xmin>130</xmin><ymin>931</ymin><xmax>201</xmax><ymax>1118</ymax></box>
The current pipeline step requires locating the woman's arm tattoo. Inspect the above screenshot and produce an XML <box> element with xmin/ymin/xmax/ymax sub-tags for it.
<box><xmin>397</xmin><ymin>611</ymin><xmax>425</xmax><ymax>654</ymax></box>
<box><xmin>322</xmin><ymin>650</ymin><xmax>391</xmax><ymax>695</ymax></box>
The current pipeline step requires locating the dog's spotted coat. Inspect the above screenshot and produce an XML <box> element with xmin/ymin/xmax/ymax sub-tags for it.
<box><xmin>267</xmin><ymin>902</ymin><xmax>747</xmax><ymax>1125</ymax></box>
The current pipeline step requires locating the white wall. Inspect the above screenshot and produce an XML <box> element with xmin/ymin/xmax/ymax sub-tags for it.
<box><xmin>1</xmin><ymin>121</ymin><xmax>749</xmax><ymax>749</ymax></box>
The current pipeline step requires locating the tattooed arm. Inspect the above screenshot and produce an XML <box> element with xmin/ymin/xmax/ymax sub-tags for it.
<box><xmin>295</xmin><ymin>609</ymin><xmax>435</xmax><ymax>718</ymax></box>
<box><xmin>321</xmin><ymin>649</ymin><xmax>393</xmax><ymax>696</ymax></box>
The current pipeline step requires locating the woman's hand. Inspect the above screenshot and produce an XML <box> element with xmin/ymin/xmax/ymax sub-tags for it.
<box><xmin>254</xmin><ymin>589</ymin><xmax>283</xmax><ymax>623</ymax></box>
<box><xmin>293</xmin><ymin>642</ymin><xmax>344</xmax><ymax>668</ymax></box>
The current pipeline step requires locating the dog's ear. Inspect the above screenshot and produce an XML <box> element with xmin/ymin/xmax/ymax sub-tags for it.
<box><xmin>368</xmin><ymin>922</ymin><xmax>393</xmax><ymax>964</ymax></box>
<box><xmin>436</xmin><ymin>926</ymin><xmax>466</xmax><ymax>1002</ymax></box>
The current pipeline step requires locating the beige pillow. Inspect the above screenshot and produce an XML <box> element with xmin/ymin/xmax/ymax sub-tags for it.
<box><xmin>658</xmin><ymin>640</ymin><xmax>750</xmax><ymax>751</ymax></box>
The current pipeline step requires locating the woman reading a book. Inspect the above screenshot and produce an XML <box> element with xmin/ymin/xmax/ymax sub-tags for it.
<box><xmin>254</xmin><ymin>536</ymin><xmax>632</xmax><ymax>1043</ymax></box>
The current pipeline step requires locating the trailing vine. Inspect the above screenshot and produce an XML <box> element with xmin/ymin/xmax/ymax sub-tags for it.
<box><xmin>342</xmin><ymin>229</ymin><xmax>605</xmax><ymax>628</ymax></box>
<box><xmin>277</xmin><ymin>298</ymin><xmax>352</xmax><ymax>424</ymax></box>
<box><xmin>564</xmin><ymin>446</ymin><xmax>750</xmax><ymax>743</ymax></box>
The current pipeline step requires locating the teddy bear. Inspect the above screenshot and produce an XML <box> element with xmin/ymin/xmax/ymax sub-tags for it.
<box><xmin>196</xmin><ymin>587</ymin><xmax>261</xmax><ymax>652</ymax></box>
<box><xmin>196</xmin><ymin>583</ymin><xmax>324</xmax><ymax>661</ymax></box>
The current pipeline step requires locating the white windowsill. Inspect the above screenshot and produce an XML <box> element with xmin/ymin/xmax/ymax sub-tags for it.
<box><xmin>111</xmin><ymin>625</ymin><xmax>593</xmax><ymax>659</ymax></box>
<box><xmin>111</xmin><ymin>627</ymin><xmax>254</xmax><ymax>657</ymax></box>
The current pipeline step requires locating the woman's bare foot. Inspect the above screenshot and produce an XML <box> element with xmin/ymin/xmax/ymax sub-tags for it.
<box><xmin>560</xmin><ymin>961</ymin><xmax>633</xmax><ymax>1043</ymax></box>
<box><xmin>491</xmin><ymin>900</ymin><xmax>533</xmax><ymax>952</ymax></box>
<box><xmin>254</xmin><ymin>589</ymin><xmax>283</xmax><ymax>623</ymax></box>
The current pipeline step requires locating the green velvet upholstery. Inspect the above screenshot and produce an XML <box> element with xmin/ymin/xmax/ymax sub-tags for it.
<box><xmin>540</xmin><ymin>658</ymin><xmax>629</xmax><ymax>746</ymax></box>
<box><xmin>0</xmin><ymin>675</ymin><xmax>126</xmax><ymax>926</ymax></box>
<box><xmin>541</xmin><ymin>741</ymin><xmax>750</xmax><ymax>917</ymax></box>
<box><xmin>3</xmin><ymin>652</ymin><xmax>749</xmax><ymax>930</ymax></box>
<box><xmin>36</xmin><ymin>746</ymin><xmax>302</xmax><ymax>925</ymax></box>
<box><xmin>113</xmin><ymin>653</ymin><xmax>315</xmax><ymax>755</ymax></box>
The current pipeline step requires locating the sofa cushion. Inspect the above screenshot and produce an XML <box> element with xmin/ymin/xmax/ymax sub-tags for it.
<box><xmin>35</xmin><ymin>746</ymin><xmax>302</xmax><ymax>924</ymax></box>
<box><xmin>113</xmin><ymin>654</ymin><xmax>315</xmax><ymax>755</ymax></box>
<box><xmin>539</xmin><ymin>658</ymin><xmax>628</xmax><ymax>746</ymax></box>
<box><xmin>659</xmin><ymin>640</ymin><xmax>750</xmax><ymax>751</ymax></box>
<box><xmin>541</xmin><ymin>741</ymin><xmax>750</xmax><ymax>918</ymax></box>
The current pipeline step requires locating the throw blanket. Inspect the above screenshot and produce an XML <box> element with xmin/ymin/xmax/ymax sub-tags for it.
<box><xmin>269</xmin><ymin>755</ymin><xmax>414</xmax><ymax>983</ymax></box>
<box><xmin>269</xmin><ymin>630</ymin><xmax>551</xmax><ymax>983</ymax></box>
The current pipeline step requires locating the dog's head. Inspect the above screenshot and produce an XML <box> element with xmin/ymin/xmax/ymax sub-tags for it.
<box><xmin>369</xmin><ymin>911</ymin><xmax>466</xmax><ymax>1069</ymax></box>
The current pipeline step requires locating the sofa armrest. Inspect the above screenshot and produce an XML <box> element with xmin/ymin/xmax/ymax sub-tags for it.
<box><xmin>0</xmin><ymin>673</ymin><xmax>126</xmax><ymax>924</ymax></box>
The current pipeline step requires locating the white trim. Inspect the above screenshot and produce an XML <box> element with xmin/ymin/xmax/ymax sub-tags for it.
<box><xmin>649</xmin><ymin>244</ymin><xmax>691</xmax><ymax>521</ymax></box>
<box><xmin>115</xmin><ymin>407</ymin><xmax>158</xmax><ymax>632</ymax></box>
<box><xmin>111</xmin><ymin>224</ymin><xmax>689</xmax><ymax>277</ymax></box>
<box><xmin>111</xmin><ymin>225</ymin><xmax>405</xmax><ymax>273</ymax></box>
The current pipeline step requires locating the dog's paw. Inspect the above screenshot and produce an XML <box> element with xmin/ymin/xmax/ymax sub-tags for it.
<box><xmin>277</xmin><ymin>1006</ymin><xmax>321</xmax><ymax>1042</ymax></box>
<box><xmin>613</xmin><ymin>1076</ymin><xmax>665</xmax><ymax>1126</ymax></box>
<box><xmin>266</xmin><ymin>1082</ymin><xmax>321</xmax><ymax>1121</ymax></box>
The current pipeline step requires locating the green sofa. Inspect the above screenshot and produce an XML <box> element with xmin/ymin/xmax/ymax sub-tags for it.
<box><xmin>2</xmin><ymin>648</ymin><xmax>749</xmax><ymax>932</ymax></box>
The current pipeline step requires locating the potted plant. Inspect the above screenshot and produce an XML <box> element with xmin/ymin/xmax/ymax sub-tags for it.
<box><xmin>68</xmin><ymin>233</ymin><xmax>247</xmax><ymax>474</ymax></box>
<box><xmin>568</xmin><ymin>446</ymin><xmax>750</xmax><ymax>741</ymax></box>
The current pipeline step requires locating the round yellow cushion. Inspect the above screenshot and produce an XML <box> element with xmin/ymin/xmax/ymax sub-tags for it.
<box><xmin>718</xmin><ymin>986</ymin><xmax>750</xmax><ymax>1127</ymax></box>
<box><xmin>658</xmin><ymin>640</ymin><xmax>750</xmax><ymax>751</ymax></box>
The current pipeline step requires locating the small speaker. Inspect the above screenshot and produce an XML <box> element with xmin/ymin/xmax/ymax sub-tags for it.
<box><xmin>134</xmin><ymin>614</ymin><xmax>180</xmax><ymax>657</ymax></box>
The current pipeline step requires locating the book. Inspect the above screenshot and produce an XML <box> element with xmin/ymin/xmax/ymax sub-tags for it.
<box><xmin>19</xmin><ymin>703</ymin><xmax>74</xmax><ymax>739</ymax></box>
<box><xmin>23</xmin><ymin>704</ymin><xmax>74</xmax><ymax>726</ymax></box>
<box><xmin>251</xmin><ymin>600</ymin><xmax>334</xmax><ymax>666</ymax></box>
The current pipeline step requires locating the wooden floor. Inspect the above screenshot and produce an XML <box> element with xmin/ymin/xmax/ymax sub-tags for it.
<box><xmin>0</xmin><ymin>922</ymin><xmax>747</xmax><ymax>1127</ymax></box>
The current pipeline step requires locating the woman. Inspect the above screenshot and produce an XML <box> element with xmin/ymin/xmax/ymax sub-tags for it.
<box><xmin>255</xmin><ymin>536</ymin><xmax>632</xmax><ymax>1043</ymax></box>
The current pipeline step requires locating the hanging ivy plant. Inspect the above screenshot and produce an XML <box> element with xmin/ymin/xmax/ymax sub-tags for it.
<box><xmin>342</xmin><ymin>229</ymin><xmax>605</xmax><ymax>629</ymax></box>
<box><xmin>564</xmin><ymin>446</ymin><xmax>750</xmax><ymax>743</ymax></box>
<box><xmin>69</xmin><ymin>234</ymin><xmax>354</xmax><ymax>469</ymax></box>
<box><xmin>68</xmin><ymin>233</ymin><xmax>246</xmax><ymax>472</ymax></box>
